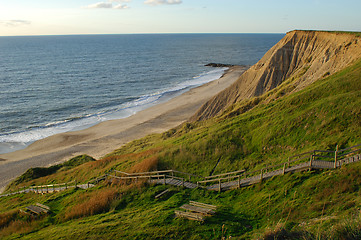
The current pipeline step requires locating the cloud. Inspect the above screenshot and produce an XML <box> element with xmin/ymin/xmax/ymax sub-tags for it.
<box><xmin>87</xmin><ymin>2</ymin><xmax>113</xmax><ymax>8</ymax></box>
<box><xmin>144</xmin><ymin>0</ymin><xmax>182</xmax><ymax>6</ymax></box>
<box><xmin>86</xmin><ymin>1</ymin><xmax>130</xmax><ymax>9</ymax></box>
<box><xmin>0</xmin><ymin>20</ymin><xmax>31</xmax><ymax>27</ymax></box>
<box><xmin>113</xmin><ymin>4</ymin><xmax>129</xmax><ymax>9</ymax></box>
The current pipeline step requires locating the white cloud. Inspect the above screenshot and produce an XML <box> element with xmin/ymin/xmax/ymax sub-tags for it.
<box><xmin>87</xmin><ymin>2</ymin><xmax>113</xmax><ymax>9</ymax></box>
<box><xmin>0</xmin><ymin>20</ymin><xmax>31</xmax><ymax>27</ymax></box>
<box><xmin>144</xmin><ymin>0</ymin><xmax>182</xmax><ymax>6</ymax></box>
<box><xmin>86</xmin><ymin>1</ymin><xmax>130</xmax><ymax>9</ymax></box>
<box><xmin>113</xmin><ymin>4</ymin><xmax>130</xmax><ymax>9</ymax></box>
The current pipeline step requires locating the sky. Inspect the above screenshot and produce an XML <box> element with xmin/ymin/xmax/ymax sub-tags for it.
<box><xmin>0</xmin><ymin>0</ymin><xmax>360</xmax><ymax>36</ymax></box>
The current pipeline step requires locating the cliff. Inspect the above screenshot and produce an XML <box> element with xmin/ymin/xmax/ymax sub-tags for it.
<box><xmin>191</xmin><ymin>30</ymin><xmax>361</xmax><ymax>121</ymax></box>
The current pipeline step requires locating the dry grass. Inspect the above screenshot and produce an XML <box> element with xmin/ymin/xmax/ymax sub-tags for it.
<box><xmin>0</xmin><ymin>220</ymin><xmax>38</xmax><ymax>238</ymax></box>
<box><xmin>261</xmin><ymin>222</ymin><xmax>312</xmax><ymax>240</ymax></box>
<box><xmin>89</xmin><ymin>156</ymin><xmax>118</xmax><ymax>169</ymax></box>
<box><xmin>63</xmin><ymin>187</ymin><xmax>119</xmax><ymax>221</ymax></box>
<box><xmin>0</xmin><ymin>210</ymin><xmax>18</xmax><ymax>229</ymax></box>
<box><xmin>0</xmin><ymin>210</ymin><xmax>38</xmax><ymax>238</ymax></box>
<box><xmin>128</xmin><ymin>156</ymin><xmax>158</xmax><ymax>173</ymax></box>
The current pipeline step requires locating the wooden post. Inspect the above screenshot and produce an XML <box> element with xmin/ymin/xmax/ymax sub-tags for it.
<box><xmin>260</xmin><ymin>169</ymin><xmax>263</xmax><ymax>181</ymax></box>
<box><xmin>218</xmin><ymin>179</ymin><xmax>221</xmax><ymax>192</ymax></box>
<box><xmin>283</xmin><ymin>163</ymin><xmax>286</xmax><ymax>175</ymax></box>
<box><xmin>87</xmin><ymin>182</ymin><xmax>90</xmax><ymax>189</ymax></box>
<box><xmin>309</xmin><ymin>155</ymin><xmax>313</xmax><ymax>171</ymax></box>
<box><xmin>53</xmin><ymin>184</ymin><xmax>55</xmax><ymax>192</ymax></box>
<box><xmin>334</xmin><ymin>145</ymin><xmax>339</xmax><ymax>168</ymax></box>
<box><xmin>163</xmin><ymin>175</ymin><xmax>166</xmax><ymax>185</ymax></box>
<box><xmin>238</xmin><ymin>175</ymin><xmax>241</xmax><ymax>189</ymax></box>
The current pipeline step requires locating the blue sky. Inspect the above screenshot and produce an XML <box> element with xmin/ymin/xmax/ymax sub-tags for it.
<box><xmin>0</xmin><ymin>0</ymin><xmax>360</xmax><ymax>36</ymax></box>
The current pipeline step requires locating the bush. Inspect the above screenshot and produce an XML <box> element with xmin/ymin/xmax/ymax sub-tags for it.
<box><xmin>0</xmin><ymin>210</ymin><xmax>38</xmax><ymax>238</ymax></box>
<box><xmin>63</xmin><ymin>188</ymin><xmax>119</xmax><ymax>220</ymax></box>
<box><xmin>0</xmin><ymin>210</ymin><xmax>18</xmax><ymax>229</ymax></box>
<box><xmin>262</xmin><ymin>223</ymin><xmax>313</xmax><ymax>240</ymax></box>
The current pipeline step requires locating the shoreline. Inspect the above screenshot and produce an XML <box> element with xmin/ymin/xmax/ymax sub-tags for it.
<box><xmin>0</xmin><ymin>66</ymin><xmax>247</xmax><ymax>193</ymax></box>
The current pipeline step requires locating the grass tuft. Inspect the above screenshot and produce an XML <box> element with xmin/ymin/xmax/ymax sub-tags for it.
<box><xmin>62</xmin><ymin>187</ymin><xmax>119</xmax><ymax>221</ymax></box>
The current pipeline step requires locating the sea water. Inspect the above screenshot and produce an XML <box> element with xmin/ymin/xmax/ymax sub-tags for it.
<box><xmin>0</xmin><ymin>34</ymin><xmax>283</xmax><ymax>154</ymax></box>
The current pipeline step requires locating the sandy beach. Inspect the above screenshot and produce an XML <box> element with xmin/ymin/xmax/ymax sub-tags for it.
<box><xmin>0</xmin><ymin>66</ymin><xmax>246</xmax><ymax>192</ymax></box>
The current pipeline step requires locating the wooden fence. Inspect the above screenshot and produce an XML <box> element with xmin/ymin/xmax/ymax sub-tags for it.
<box><xmin>1</xmin><ymin>143</ymin><xmax>361</xmax><ymax>197</ymax></box>
<box><xmin>108</xmin><ymin>143</ymin><xmax>361</xmax><ymax>192</ymax></box>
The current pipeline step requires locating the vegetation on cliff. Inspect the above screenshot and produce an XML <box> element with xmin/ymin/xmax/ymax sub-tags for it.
<box><xmin>1</xmin><ymin>31</ymin><xmax>361</xmax><ymax>239</ymax></box>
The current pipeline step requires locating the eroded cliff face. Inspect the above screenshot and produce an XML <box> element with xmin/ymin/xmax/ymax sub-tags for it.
<box><xmin>192</xmin><ymin>30</ymin><xmax>361</xmax><ymax>121</ymax></box>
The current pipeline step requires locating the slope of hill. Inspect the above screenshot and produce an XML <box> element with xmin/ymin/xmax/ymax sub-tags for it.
<box><xmin>192</xmin><ymin>30</ymin><xmax>361</xmax><ymax>121</ymax></box>
<box><xmin>1</xmin><ymin>31</ymin><xmax>361</xmax><ymax>239</ymax></box>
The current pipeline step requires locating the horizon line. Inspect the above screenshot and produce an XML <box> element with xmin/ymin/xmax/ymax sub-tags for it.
<box><xmin>0</xmin><ymin>32</ymin><xmax>287</xmax><ymax>37</ymax></box>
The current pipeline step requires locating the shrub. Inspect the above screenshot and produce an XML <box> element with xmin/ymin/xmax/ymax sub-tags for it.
<box><xmin>63</xmin><ymin>188</ymin><xmax>119</xmax><ymax>220</ymax></box>
<box><xmin>0</xmin><ymin>220</ymin><xmax>37</xmax><ymax>238</ymax></box>
<box><xmin>262</xmin><ymin>222</ymin><xmax>313</xmax><ymax>240</ymax></box>
<box><xmin>0</xmin><ymin>210</ymin><xmax>38</xmax><ymax>238</ymax></box>
<box><xmin>0</xmin><ymin>210</ymin><xmax>18</xmax><ymax>229</ymax></box>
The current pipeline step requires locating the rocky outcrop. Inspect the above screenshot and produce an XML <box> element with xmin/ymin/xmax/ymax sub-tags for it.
<box><xmin>205</xmin><ymin>63</ymin><xmax>236</xmax><ymax>68</ymax></box>
<box><xmin>192</xmin><ymin>31</ymin><xmax>361</xmax><ymax>121</ymax></box>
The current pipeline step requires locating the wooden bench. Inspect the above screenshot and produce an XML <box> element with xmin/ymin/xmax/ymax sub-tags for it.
<box><xmin>180</xmin><ymin>204</ymin><xmax>215</xmax><ymax>216</ymax></box>
<box><xmin>26</xmin><ymin>205</ymin><xmax>48</xmax><ymax>215</ymax></box>
<box><xmin>189</xmin><ymin>201</ymin><xmax>217</xmax><ymax>211</ymax></box>
<box><xmin>175</xmin><ymin>201</ymin><xmax>217</xmax><ymax>221</ymax></box>
<box><xmin>25</xmin><ymin>203</ymin><xmax>50</xmax><ymax>216</ymax></box>
<box><xmin>175</xmin><ymin>210</ymin><xmax>205</xmax><ymax>222</ymax></box>
<box><xmin>36</xmin><ymin>203</ymin><xmax>50</xmax><ymax>211</ymax></box>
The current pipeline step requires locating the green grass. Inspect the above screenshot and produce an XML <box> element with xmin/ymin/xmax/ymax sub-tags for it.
<box><xmin>13</xmin><ymin>155</ymin><xmax>95</xmax><ymax>184</ymax></box>
<box><xmin>1</xmin><ymin>56</ymin><xmax>361</xmax><ymax>239</ymax></box>
<box><xmin>2</xmin><ymin>162</ymin><xmax>361</xmax><ymax>239</ymax></box>
<box><xmin>111</xmin><ymin>57</ymin><xmax>361</xmax><ymax>177</ymax></box>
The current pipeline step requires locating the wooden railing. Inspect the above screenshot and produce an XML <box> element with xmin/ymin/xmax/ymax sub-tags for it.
<box><xmin>2</xmin><ymin>143</ymin><xmax>361</xmax><ymax>197</ymax></box>
<box><xmin>113</xmin><ymin>169</ymin><xmax>205</xmax><ymax>183</ymax></box>
<box><xmin>0</xmin><ymin>181</ymin><xmax>78</xmax><ymax>197</ymax></box>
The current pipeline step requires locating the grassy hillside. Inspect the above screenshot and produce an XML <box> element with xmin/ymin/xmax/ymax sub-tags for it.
<box><xmin>2</xmin><ymin>161</ymin><xmax>361</xmax><ymax>239</ymax></box>
<box><xmin>1</xmin><ymin>58</ymin><xmax>361</xmax><ymax>238</ymax></box>
<box><xmin>113</xmin><ymin>57</ymin><xmax>361</xmax><ymax>176</ymax></box>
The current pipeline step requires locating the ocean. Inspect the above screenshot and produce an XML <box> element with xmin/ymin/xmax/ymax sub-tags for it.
<box><xmin>0</xmin><ymin>34</ymin><xmax>283</xmax><ymax>154</ymax></box>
